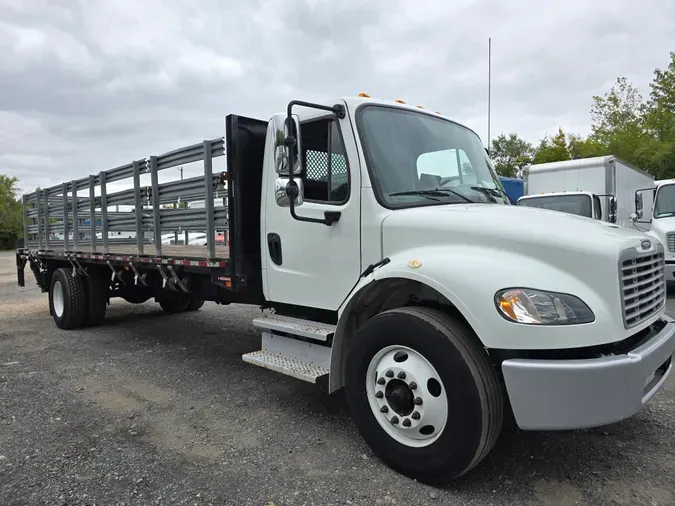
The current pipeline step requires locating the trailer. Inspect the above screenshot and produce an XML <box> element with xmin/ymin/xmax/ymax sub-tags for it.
<box><xmin>16</xmin><ymin>96</ymin><xmax>675</xmax><ymax>484</ymax></box>
<box><xmin>517</xmin><ymin>155</ymin><xmax>654</xmax><ymax>227</ymax></box>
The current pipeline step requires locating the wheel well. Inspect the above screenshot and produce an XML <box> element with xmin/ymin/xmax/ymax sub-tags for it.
<box><xmin>330</xmin><ymin>278</ymin><xmax>479</xmax><ymax>393</ymax></box>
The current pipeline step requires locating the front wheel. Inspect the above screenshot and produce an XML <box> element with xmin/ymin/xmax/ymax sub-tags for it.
<box><xmin>344</xmin><ymin>306</ymin><xmax>503</xmax><ymax>484</ymax></box>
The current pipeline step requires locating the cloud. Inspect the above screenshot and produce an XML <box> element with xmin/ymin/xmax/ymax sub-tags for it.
<box><xmin>0</xmin><ymin>0</ymin><xmax>674</xmax><ymax>194</ymax></box>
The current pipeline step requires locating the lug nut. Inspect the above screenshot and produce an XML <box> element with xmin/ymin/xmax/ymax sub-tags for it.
<box><xmin>397</xmin><ymin>371</ymin><xmax>406</xmax><ymax>380</ymax></box>
<box><xmin>412</xmin><ymin>411</ymin><xmax>421</xmax><ymax>420</ymax></box>
<box><xmin>377</xmin><ymin>377</ymin><xmax>386</xmax><ymax>385</ymax></box>
<box><xmin>391</xmin><ymin>416</ymin><xmax>399</xmax><ymax>425</ymax></box>
<box><xmin>385</xmin><ymin>370</ymin><xmax>394</xmax><ymax>378</ymax></box>
<box><xmin>402</xmin><ymin>418</ymin><xmax>411</xmax><ymax>427</ymax></box>
<box><xmin>409</xmin><ymin>382</ymin><xmax>417</xmax><ymax>390</ymax></box>
<box><xmin>375</xmin><ymin>391</ymin><xmax>383</xmax><ymax>399</ymax></box>
<box><xmin>380</xmin><ymin>405</ymin><xmax>389</xmax><ymax>413</ymax></box>
<box><xmin>414</xmin><ymin>397</ymin><xmax>423</xmax><ymax>406</ymax></box>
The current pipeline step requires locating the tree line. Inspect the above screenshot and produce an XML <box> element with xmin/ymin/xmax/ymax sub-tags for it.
<box><xmin>491</xmin><ymin>51</ymin><xmax>675</xmax><ymax>179</ymax></box>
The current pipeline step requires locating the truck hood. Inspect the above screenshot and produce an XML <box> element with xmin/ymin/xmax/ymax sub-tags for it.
<box><xmin>379</xmin><ymin>203</ymin><xmax>663</xmax><ymax>351</ymax></box>
<box><xmin>381</xmin><ymin>204</ymin><xmax>652</xmax><ymax>258</ymax></box>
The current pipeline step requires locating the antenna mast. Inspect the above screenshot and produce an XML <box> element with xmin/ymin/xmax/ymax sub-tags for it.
<box><xmin>487</xmin><ymin>37</ymin><xmax>492</xmax><ymax>151</ymax></box>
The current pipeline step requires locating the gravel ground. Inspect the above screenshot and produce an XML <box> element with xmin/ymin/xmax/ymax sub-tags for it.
<box><xmin>1</xmin><ymin>250</ymin><xmax>675</xmax><ymax>505</ymax></box>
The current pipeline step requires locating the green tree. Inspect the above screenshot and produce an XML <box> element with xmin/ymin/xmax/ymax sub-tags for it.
<box><xmin>0</xmin><ymin>175</ymin><xmax>23</xmax><ymax>250</ymax></box>
<box><xmin>489</xmin><ymin>133</ymin><xmax>534</xmax><ymax>177</ymax></box>
<box><xmin>588</xmin><ymin>77</ymin><xmax>647</xmax><ymax>166</ymax></box>
<box><xmin>640</xmin><ymin>52</ymin><xmax>675</xmax><ymax>178</ymax></box>
<box><xmin>567</xmin><ymin>133</ymin><xmax>607</xmax><ymax>159</ymax></box>
<box><xmin>533</xmin><ymin>127</ymin><xmax>572</xmax><ymax>163</ymax></box>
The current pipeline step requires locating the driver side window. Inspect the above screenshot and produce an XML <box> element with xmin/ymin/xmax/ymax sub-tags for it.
<box><xmin>416</xmin><ymin>149</ymin><xmax>478</xmax><ymax>187</ymax></box>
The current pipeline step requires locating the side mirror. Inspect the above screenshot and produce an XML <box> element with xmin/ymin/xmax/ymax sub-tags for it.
<box><xmin>635</xmin><ymin>192</ymin><xmax>644</xmax><ymax>214</ymax></box>
<box><xmin>629</xmin><ymin>213</ymin><xmax>638</xmax><ymax>223</ymax></box>
<box><xmin>275</xmin><ymin>177</ymin><xmax>304</xmax><ymax>207</ymax></box>
<box><xmin>271</xmin><ymin>113</ymin><xmax>302</xmax><ymax>176</ymax></box>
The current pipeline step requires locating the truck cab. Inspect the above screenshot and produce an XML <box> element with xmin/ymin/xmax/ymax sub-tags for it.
<box><xmin>517</xmin><ymin>190</ymin><xmax>616</xmax><ymax>222</ymax></box>
<box><xmin>634</xmin><ymin>179</ymin><xmax>675</xmax><ymax>282</ymax></box>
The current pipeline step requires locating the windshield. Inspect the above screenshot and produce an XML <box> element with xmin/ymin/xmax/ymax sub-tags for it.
<box><xmin>517</xmin><ymin>194</ymin><xmax>593</xmax><ymax>218</ymax></box>
<box><xmin>357</xmin><ymin>105</ymin><xmax>509</xmax><ymax>207</ymax></box>
<box><xmin>654</xmin><ymin>184</ymin><xmax>675</xmax><ymax>218</ymax></box>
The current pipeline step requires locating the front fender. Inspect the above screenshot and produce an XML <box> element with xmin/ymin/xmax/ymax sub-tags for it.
<box><xmin>329</xmin><ymin>244</ymin><xmax>646</xmax><ymax>392</ymax></box>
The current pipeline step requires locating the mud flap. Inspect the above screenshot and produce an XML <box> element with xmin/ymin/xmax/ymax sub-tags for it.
<box><xmin>16</xmin><ymin>251</ymin><xmax>26</xmax><ymax>287</ymax></box>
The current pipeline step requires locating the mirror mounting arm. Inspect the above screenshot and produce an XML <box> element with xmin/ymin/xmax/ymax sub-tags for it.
<box><xmin>284</xmin><ymin>99</ymin><xmax>346</xmax><ymax>226</ymax></box>
<box><xmin>285</xmin><ymin>181</ymin><xmax>341</xmax><ymax>226</ymax></box>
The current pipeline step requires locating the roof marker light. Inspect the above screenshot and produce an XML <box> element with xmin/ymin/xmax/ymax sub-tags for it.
<box><xmin>358</xmin><ymin>92</ymin><xmax>371</xmax><ymax>98</ymax></box>
<box><xmin>395</xmin><ymin>99</ymin><xmax>406</xmax><ymax>104</ymax></box>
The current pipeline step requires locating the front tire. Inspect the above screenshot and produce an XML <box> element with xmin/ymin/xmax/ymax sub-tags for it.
<box><xmin>344</xmin><ymin>306</ymin><xmax>503</xmax><ymax>484</ymax></box>
<box><xmin>49</xmin><ymin>268</ymin><xmax>86</xmax><ymax>330</ymax></box>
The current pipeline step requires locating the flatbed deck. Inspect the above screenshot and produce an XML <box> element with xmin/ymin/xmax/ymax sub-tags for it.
<box><xmin>36</xmin><ymin>244</ymin><xmax>230</xmax><ymax>259</ymax></box>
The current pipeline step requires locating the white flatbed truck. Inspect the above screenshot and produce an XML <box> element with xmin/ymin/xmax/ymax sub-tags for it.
<box><xmin>16</xmin><ymin>95</ymin><xmax>675</xmax><ymax>484</ymax></box>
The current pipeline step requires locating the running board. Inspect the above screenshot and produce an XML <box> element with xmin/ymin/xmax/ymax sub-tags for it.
<box><xmin>242</xmin><ymin>332</ymin><xmax>330</xmax><ymax>383</ymax></box>
<box><xmin>252</xmin><ymin>314</ymin><xmax>336</xmax><ymax>342</ymax></box>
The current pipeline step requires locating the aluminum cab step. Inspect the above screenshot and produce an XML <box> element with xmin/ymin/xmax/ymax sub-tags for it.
<box><xmin>242</xmin><ymin>332</ymin><xmax>330</xmax><ymax>383</ymax></box>
<box><xmin>252</xmin><ymin>314</ymin><xmax>336</xmax><ymax>342</ymax></box>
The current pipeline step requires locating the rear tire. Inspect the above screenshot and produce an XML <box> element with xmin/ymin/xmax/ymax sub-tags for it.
<box><xmin>186</xmin><ymin>299</ymin><xmax>205</xmax><ymax>311</ymax></box>
<box><xmin>84</xmin><ymin>273</ymin><xmax>108</xmax><ymax>326</ymax></box>
<box><xmin>159</xmin><ymin>298</ymin><xmax>190</xmax><ymax>314</ymax></box>
<box><xmin>344</xmin><ymin>306</ymin><xmax>503</xmax><ymax>485</ymax></box>
<box><xmin>49</xmin><ymin>268</ymin><xmax>86</xmax><ymax>330</ymax></box>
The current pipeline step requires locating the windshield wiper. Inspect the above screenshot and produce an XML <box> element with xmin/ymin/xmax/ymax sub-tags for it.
<box><xmin>469</xmin><ymin>186</ymin><xmax>505</xmax><ymax>202</ymax></box>
<box><xmin>389</xmin><ymin>188</ymin><xmax>475</xmax><ymax>203</ymax></box>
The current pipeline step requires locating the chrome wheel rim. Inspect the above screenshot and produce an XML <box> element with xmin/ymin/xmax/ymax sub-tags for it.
<box><xmin>365</xmin><ymin>345</ymin><xmax>448</xmax><ymax>447</ymax></box>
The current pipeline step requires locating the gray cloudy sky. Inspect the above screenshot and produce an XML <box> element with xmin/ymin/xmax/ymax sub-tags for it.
<box><xmin>1</xmin><ymin>0</ymin><xmax>674</xmax><ymax>194</ymax></box>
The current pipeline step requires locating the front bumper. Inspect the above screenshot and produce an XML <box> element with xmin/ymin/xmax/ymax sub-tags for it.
<box><xmin>502</xmin><ymin>317</ymin><xmax>675</xmax><ymax>430</ymax></box>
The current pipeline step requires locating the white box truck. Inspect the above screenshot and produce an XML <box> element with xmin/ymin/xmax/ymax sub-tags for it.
<box><xmin>15</xmin><ymin>96</ymin><xmax>675</xmax><ymax>484</ymax></box>
<box><xmin>517</xmin><ymin>156</ymin><xmax>654</xmax><ymax>228</ymax></box>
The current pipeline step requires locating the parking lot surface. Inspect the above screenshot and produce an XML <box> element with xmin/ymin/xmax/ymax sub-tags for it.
<box><xmin>1</xmin><ymin>250</ymin><xmax>675</xmax><ymax>505</ymax></box>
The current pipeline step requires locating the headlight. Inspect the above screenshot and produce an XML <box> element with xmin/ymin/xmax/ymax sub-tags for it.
<box><xmin>494</xmin><ymin>288</ymin><xmax>594</xmax><ymax>325</ymax></box>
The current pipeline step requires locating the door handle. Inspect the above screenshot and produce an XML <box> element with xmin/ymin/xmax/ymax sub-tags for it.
<box><xmin>267</xmin><ymin>233</ymin><xmax>282</xmax><ymax>265</ymax></box>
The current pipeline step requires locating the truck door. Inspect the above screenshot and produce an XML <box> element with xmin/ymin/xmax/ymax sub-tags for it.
<box><xmin>263</xmin><ymin>108</ymin><xmax>361</xmax><ymax>311</ymax></box>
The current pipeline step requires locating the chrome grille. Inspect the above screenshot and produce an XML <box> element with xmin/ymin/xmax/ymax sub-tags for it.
<box><xmin>667</xmin><ymin>233</ymin><xmax>675</xmax><ymax>253</ymax></box>
<box><xmin>619</xmin><ymin>246</ymin><xmax>666</xmax><ymax>328</ymax></box>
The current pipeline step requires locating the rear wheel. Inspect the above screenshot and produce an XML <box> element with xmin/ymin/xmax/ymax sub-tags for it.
<box><xmin>83</xmin><ymin>273</ymin><xmax>109</xmax><ymax>326</ymax></box>
<box><xmin>159</xmin><ymin>298</ymin><xmax>190</xmax><ymax>314</ymax></box>
<box><xmin>49</xmin><ymin>268</ymin><xmax>86</xmax><ymax>330</ymax></box>
<box><xmin>186</xmin><ymin>299</ymin><xmax>205</xmax><ymax>311</ymax></box>
<box><xmin>344</xmin><ymin>306</ymin><xmax>503</xmax><ymax>484</ymax></box>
